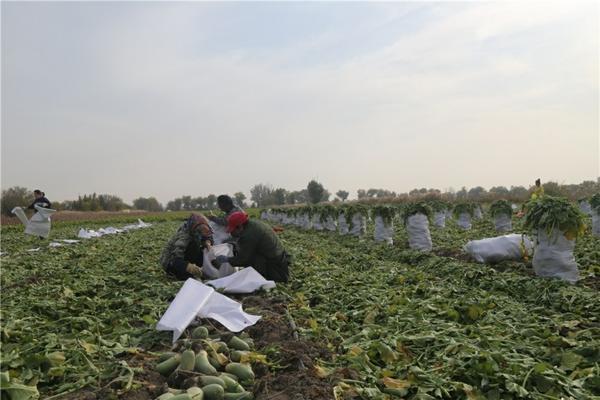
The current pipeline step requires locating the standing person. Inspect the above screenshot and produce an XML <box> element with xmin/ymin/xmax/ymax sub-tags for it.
<box><xmin>160</xmin><ymin>213</ymin><xmax>213</xmax><ymax>280</ymax></box>
<box><xmin>211</xmin><ymin>211</ymin><xmax>291</xmax><ymax>282</ymax></box>
<box><xmin>207</xmin><ymin>195</ymin><xmax>243</xmax><ymax>226</ymax></box>
<box><xmin>28</xmin><ymin>190</ymin><xmax>51</xmax><ymax>212</ymax></box>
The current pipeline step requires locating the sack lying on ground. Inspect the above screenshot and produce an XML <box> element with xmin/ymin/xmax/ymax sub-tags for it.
<box><xmin>464</xmin><ymin>234</ymin><xmax>533</xmax><ymax>264</ymax></box>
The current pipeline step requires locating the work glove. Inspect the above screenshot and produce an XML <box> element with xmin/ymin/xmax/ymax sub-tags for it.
<box><xmin>186</xmin><ymin>263</ymin><xmax>202</xmax><ymax>277</ymax></box>
<box><xmin>211</xmin><ymin>255</ymin><xmax>229</xmax><ymax>269</ymax></box>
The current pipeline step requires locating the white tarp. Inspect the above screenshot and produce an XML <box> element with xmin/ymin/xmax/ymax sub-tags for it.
<box><xmin>202</xmin><ymin>244</ymin><xmax>235</xmax><ymax>279</ymax></box>
<box><xmin>433</xmin><ymin>212</ymin><xmax>446</xmax><ymax>228</ymax></box>
<box><xmin>206</xmin><ymin>267</ymin><xmax>276</xmax><ymax>293</ymax></box>
<box><xmin>12</xmin><ymin>205</ymin><xmax>56</xmax><ymax>238</ymax></box>
<box><xmin>464</xmin><ymin>234</ymin><xmax>533</xmax><ymax>264</ymax></box>
<box><xmin>78</xmin><ymin>219</ymin><xmax>151</xmax><ymax>239</ymax></box>
<box><xmin>533</xmin><ymin>229</ymin><xmax>579</xmax><ymax>284</ymax></box>
<box><xmin>156</xmin><ymin>278</ymin><xmax>261</xmax><ymax>342</ymax></box>
<box><xmin>406</xmin><ymin>213</ymin><xmax>432</xmax><ymax>252</ymax></box>
<box><xmin>349</xmin><ymin>214</ymin><xmax>367</xmax><ymax>237</ymax></box>
<box><xmin>494</xmin><ymin>213</ymin><xmax>512</xmax><ymax>232</ymax></box>
<box><xmin>338</xmin><ymin>214</ymin><xmax>349</xmax><ymax>235</ymax></box>
<box><xmin>592</xmin><ymin>210</ymin><xmax>600</xmax><ymax>237</ymax></box>
<box><xmin>457</xmin><ymin>213</ymin><xmax>472</xmax><ymax>230</ymax></box>
<box><xmin>374</xmin><ymin>216</ymin><xmax>394</xmax><ymax>245</ymax></box>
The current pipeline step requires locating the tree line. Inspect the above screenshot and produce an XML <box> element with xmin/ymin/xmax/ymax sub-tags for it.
<box><xmin>1</xmin><ymin>179</ymin><xmax>598</xmax><ymax>216</ymax></box>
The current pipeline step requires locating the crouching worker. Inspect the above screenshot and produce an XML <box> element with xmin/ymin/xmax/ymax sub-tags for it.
<box><xmin>160</xmin><ymin>213</ymin><xmax>213</xmax><ymax>280</ymax></box>
<box><xmin>211</xmin><ymin>211</ymin><xmax>291</xmax><ymax>282</ymax></box>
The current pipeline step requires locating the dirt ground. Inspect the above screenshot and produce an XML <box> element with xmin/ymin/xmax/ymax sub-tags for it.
<box><xmin>59</xmin><ymin>295</ymin><xmax>347</xmax><ymax>400</ymax></box>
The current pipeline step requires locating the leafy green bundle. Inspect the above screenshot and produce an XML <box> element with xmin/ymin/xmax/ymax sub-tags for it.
<box><xmin>372</xmin><ymin>205</ymin><xmax>396</xmax><ymax>225</ymax></box>
<box><xmin>523</xmin><ymin>196</ymin><xmax>586</xmax><ymax>240</ymax></box>
<box><xmin>489</xmin><ymin>200</ymin><xmax>513</xmax><ymax>218</ymax></box>
<box><xmin>402</xmin><ymin>202</ymin><xmax>433</xmax><ymax>224</ymax></box>
<box><xmin>452</xmin><ymin>202</ymin><xmax>475</xmax><ymax>218</ymax></box>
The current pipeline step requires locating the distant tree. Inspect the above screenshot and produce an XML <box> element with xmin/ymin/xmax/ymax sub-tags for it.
<box><xmin>98</xmin><ymin>194</ymin><xmax>128</xmax><ymax>211</ymax></box>
<box><xmin>468</xmin><ymin>186</ymin><xmax>487</xmax><ymax>200</ymax></box>
<box><xmin>206</xmin><ymin>194</ymin><xmax>217</xmax><ymax>209</ymax></box>
<box><xmin>409</xmin><ymin>188</ymin><xmax>420</xmax><ymax>197</ymax></box>
<box><xmin>181</xmin><ymin>195</ymin><xmax>192</xmax><ymax>210</ymax></box>
<box><xmin>542</xmin><ymin>181</ymin><xmax>564</xmax><ymax>197</ymax></box>
<box><xmin>336</xmin><ymin>190</ymin><xmax>349</xmax><ymax>202</ymax></box>
<box><xmin>456</xmin><ymin>187</ymin><xmax>468</xmax><ymax>200</ymax></box>
<box><xmin>307</xmin><ymin>180</ymin><xmax>326</xmax><ymax>204</ymax></box>
<box><xmin>272</xmin><ymin>188</ymin><xmax>288</xmax><ymax>205</ymax></box>
<box><xmin>233</xmin><ymin>192</ymin><xmax>247</xmax><ymax>208</ymax></box>
<box><xmin>489</xmin><ymin>186</ymin><xmax>510</xmax><ymax>197</ymax></box>
<box><xmin>133</xmin><ymin>197</ymin><xmax>163</xmax><ymax>212</ymax></box>
<box><xmin>509</xmin><ymin>186</ymin><xmax>529</xmax><ymax>201</ymax></box>
<box><xmin>250</xmin><ymin>184</ymin><xmax>273</xmax><ymax>207</ymax></box>
<box><xmin>357</xmin><ymin>189</ymin><xmax>367</xmax><ymax>199</ymax></box>
<box><xmin>167</xmin><ymin>198</ymin><xmax>183</xmax><ymax>211</ymax></box>
<box><xmin>1</xmin><ymin>186</ymin><xmax>30</xmax><ymax>215</ymax></box>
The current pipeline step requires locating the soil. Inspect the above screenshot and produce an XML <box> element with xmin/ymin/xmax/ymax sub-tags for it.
<box><xmin>57</xmin><ymin>294</ymin><xmax>348</xmax><ymax>400</ymax></box>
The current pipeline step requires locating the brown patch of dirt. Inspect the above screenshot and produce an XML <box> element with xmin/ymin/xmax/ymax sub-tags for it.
<box><xmin>579</xmin><ymin>275</ymin><xmax>600</xmax><ymax>291</ymax></box>
<box><xmin>240</xmin><ymin>296</ymin><xmax>345</xmax><ymax>400</ymax></box>
<box><xmin>434</xmin><ymin>248</ymin><xmax>471</xmax><ymax>262</ymax></box>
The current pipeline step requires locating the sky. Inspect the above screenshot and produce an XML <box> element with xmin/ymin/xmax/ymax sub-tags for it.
<box><xmin>1</xmin><ymin>1</ymin><xmax>598</xmax><ymax>204</ymax></box>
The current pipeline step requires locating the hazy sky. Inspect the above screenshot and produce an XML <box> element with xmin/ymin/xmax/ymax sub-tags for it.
<box><xmin>2</xmin><ymin>1</ymin><xmax>598</xmax><ymax>204</ymax></box>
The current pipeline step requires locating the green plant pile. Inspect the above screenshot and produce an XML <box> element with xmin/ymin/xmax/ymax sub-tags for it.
<box><xmin>453</xmin><ymin>203</ymin><xmax>476</xmax><ymax>219</ymax></box>
<box><xmin>489</xmin><ymin>200</ymin><xmax>513</xmax><ymax>218</ymax></box>
<box><xmin>402</xmin><ymin>202</ymin><xmax>433</xmax><ymax>224</ymax></box>
<box><xmin>523</xmin><ymin>196</ymin><xmax>587</xmax><ymax>240</ymax></box>
<box><xmin>372</xmin><ymin>205</ymin><xmax>396</xmax><ymax>225</ymax></box>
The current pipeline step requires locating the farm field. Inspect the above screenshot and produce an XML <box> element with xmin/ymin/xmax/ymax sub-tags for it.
<box><xmin>1</xmin><ymin>210</ymin><xmax>599</xmax><ymax>399</ymax></box>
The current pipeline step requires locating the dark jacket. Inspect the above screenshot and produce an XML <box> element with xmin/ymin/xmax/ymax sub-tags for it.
<box><xmin>210</xmin><ymin>205</ymin><xmax>244</xmax><ymax>226</ymax></box>
<box><xmin>228</xmin><ymin>219</ymin><xmax>290</xmax><ymax>282</ymax></box>
<box><xmin>28</xmin><ymin>197</ymin><xmax>51</xmax><ymax>212</ymax></box>
<box><xmin>160</xmin><ymin>214</ymin><xmax>213</xmax><ymax>280</ymax></box>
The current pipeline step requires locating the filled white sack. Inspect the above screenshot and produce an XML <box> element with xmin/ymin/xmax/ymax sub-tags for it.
<box><xmin>464</xmin><ymin>234</ymin><xmax>533</xmax><ymax>264</ymax></box>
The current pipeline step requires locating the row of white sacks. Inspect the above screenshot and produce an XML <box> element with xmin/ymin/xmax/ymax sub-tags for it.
<box><xmin>261</xmin><ymin>208</ymin><xmax>502</xmax><ymax>247</ymax></box>
<box><xmin>261</xmin><ymin>210</ymin><xmax>583</xmax><ymax>284</ymax></box>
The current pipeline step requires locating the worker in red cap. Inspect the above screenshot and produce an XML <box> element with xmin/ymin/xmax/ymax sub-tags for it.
<box><xmin>211</xmin><ymin>211</ymin><xmax>291</xmax><ymax>282</ymax></box>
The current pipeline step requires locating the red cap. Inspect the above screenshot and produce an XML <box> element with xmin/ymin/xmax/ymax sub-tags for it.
<box><xmin>226</xmin><ymin>211</ymin><xmax>249</xmax><ymax>233</ymax></box>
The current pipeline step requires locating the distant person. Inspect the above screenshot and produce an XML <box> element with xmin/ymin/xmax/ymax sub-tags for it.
<box><xmin>208</xmin><ymin>195</ymin><xmax>243</xmax><ymax>226</ymax></box>
<box><xmin>28</xmin><ymin>190</ymin><xmax>51</xmax><ymax>213</ymax></box>
<box><xmin>160</xmin><ymin>213</ymin><xmax>213</xmax><ymax>280</ymax></box>
<box><xmin>211</xmin><ymin>211</ymin><xmax>291</xmax><ymax>282</ymax></box>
